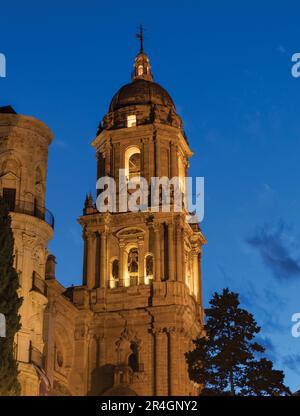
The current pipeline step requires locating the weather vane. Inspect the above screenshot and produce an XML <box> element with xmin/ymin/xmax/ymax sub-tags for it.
<box><xmin>136</xmin><ymin>24</ymin><xmax>144</xmax><ymax>53</ymax></box>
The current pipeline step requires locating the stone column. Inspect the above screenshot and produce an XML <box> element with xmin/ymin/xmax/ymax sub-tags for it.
<box><xmin>87</xmin><ymin>233</ymin><xmax>96</xmax><ymax>289</ymax></box>
<box><xmin>143</xmin><ymin>139</ymin><xmax>149</xmax><ymax>183</ymax></box>
<box><xmin>43</xmin><ymin>301</ymin><xmax>56</xmax><ymax>388</ymax></box>
<box><xmin>176</xmin><ymin>226</ymin><xmax>183</xmax><ymax>282</ymax></box>
<box><xmin>106</xmin><ymin>232</ymin><xmax>110</xmax><ymax>288</ymax></box>
<box><xmin>154</xmin><ymin>330</ymin><xmax>168</xmax><ymax>396</ymax></box>
<box><xmin>170</xmin><ymin>142</ymin><xmax>178</xmax><ymax>178</ymax></box>
<box><xmin>149</xmin><ymin>139</ymin><xmax>155</xmax><ymax>206</ymax></box>
<box><xmin>138</xmin><ymin>238</ymin><xmax>145</xmax><ymax>285</ymax></box>
<box><xmin>168</xmin><ymin>223</ymin><xmax>175</xmax><ymax>281</ymax></box>
<box><xmin>192</xmin><ymin>250</ymin><xmax>199</xmax><ymax>300</ymax></box>
<box><xmin>88</xmin><ymin>335</ymin><xmax>98</xmax><ymax>393</ymax></box>
<box><xmin>100</xmin><ymin>232</ymin><xmax>107</xmax><ymax>288</ymax></box>
<box><xmin>105</xmin><ymin>140</ymin><xmax>112</xmax><ymax>177</ymax></box>
<box><xmin>94</xmin><ymin>233</ymin><xmax>100</xmax><ymax>288</ymax></box>
<box><xmin>154</xmin><ymin>224</ymin><xmax>161</xmax><ymax>281</ymax></box>
<box><xmin>154</xmin><ymin>131</ymin><xmax>160</xmax><ymax>177</ymax></box>
<box><xmin>168</xmin><ymin>328</ymin><xmax>178</xmax><ymax>396</ymax></box>
<box><xmin>141</xmin><ymin>139</ymin><xmax>145</xmax><ymax>178</ymax></box>
<box><xmin>161</xmin><ymin>225</ymin><xmax>165</xmax><ymax>280</ymax></box>
<box><xmin>113</xmin><ymin>142</ymin><xmax>120</xmax><ymax>210</ymax></box>
<box><xmin>119</xmin><ymin>240</ymin><xmax>126</xmax><ymax>287</ymax></box>
<box><xmin>198</xmin><ymin>251</ymin><xmax>204</xmax><ymax>320</ymax></box>
<box><xmin>74</xmin><ymin>325</ymin><xmax>89</xmax><ymax>395</ymax></box>
<box><xmin>82</xmin><ymin>231</ymin><xmax>88</xmax><ymax>285</ymax></box>
<box><xmin>98</xmin><ymin>335</ymin><xmax>105</xmax><ymax>367</ymax></box>
<box><xmin>181</xmin><ymin>229</ymin><xmax>186</xmax><ymax>282</ymax></box>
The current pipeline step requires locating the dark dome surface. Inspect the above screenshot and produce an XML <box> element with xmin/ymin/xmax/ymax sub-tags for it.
<box><xmin>109</xmin><ymin>78</ymin><xmax>175</xmax><ymax>112</ymax></box>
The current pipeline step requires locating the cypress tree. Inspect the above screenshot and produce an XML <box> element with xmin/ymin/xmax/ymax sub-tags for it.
<box><xmin>0</xmin><ymin>196</ymin><xmax>22</xmax><ymax>395</ymax></box>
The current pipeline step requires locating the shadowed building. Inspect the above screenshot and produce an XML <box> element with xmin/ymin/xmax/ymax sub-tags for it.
<box><xmin>0</xmin><ymin>36</ymin><xmax>205</xmax><ymax>396</ymax></box>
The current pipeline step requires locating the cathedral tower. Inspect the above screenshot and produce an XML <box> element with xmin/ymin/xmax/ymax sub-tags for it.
<box><xmin>0</xmin><ymin>106</ymin><xmax>54</xmax><ymax>395</ymax></box>
<box><xmin>76</xmin><ymin>39</ymin><xmax>206</xmax><ymax>395</ymax></box>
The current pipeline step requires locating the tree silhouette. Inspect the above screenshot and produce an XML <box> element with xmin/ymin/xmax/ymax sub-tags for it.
<box><xmin>186</xmin><ymin>288</ymin><xmax>290</xmax><ymax>396</ymax></box>
<box><xmin>0</xmin><ymin>196</ymin><xmax>22</xmax><ymax>395</ymax></box>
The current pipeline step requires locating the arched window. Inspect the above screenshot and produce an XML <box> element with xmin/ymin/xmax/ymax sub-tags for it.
<box><xmin>125</xmin><ymin>146</ymin><xmax>141</xmax><ymax>181</ymax></box>
<box><xmin>1</xmin><ymin>158</ymin><xmax>20</xmax><ymax>207</ymax></box>
<box><xmin>128</xmin><ymin>153</ymin><xmax>141</xmax><ymax>180</ymax></box>
<box><xmin>128</xmin><ymin>342</ymin><xmax>139</xmax><ymax>372</ymax></box>
<box><xmin>137</xmin><ymin>65</ymin><xmax>143</xmax><ymax>76</ymax></box>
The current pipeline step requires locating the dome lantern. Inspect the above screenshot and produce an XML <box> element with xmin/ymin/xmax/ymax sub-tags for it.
<box><xmin>132</xmin><ymin>25</ymin><xmax>153</xmax><ymax>82</ymax></box>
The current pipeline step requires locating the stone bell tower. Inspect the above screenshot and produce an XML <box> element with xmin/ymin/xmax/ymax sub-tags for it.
<box><xmin>0</xmin><ymin>106</ymin><xmax>54</xmax><ymax>395</ymax></box>
<box><xmin>77</xmin><ymin>34</ymin><xmax>206</xmax><ymax>396</ymax></box>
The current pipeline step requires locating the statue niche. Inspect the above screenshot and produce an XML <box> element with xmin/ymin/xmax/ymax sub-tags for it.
<box><xmin>128</xmin><ymin>248</ymin><xmax>138</xmax><ymax>286</ymax></box>
<box><xmin>112</xmin><ymin>259</ymin><xmax>119</xmax><ymax>279</ymax></box>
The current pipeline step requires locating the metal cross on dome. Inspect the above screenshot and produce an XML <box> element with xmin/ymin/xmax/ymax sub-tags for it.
<box><xmin>136</xmin><ymin>24</ymin><xmax>144</xmax><ymax>53</ymax></box>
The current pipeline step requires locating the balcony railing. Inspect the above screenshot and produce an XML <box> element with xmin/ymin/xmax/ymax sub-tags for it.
<box><xmin>6</xmin><ymin>199</ymin><xmax>55</xmax><ymax>229</ymax></box>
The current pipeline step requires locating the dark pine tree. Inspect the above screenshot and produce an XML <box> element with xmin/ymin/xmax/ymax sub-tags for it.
<box><xmin>185</xmin><ymin>288</ymin><xmax>290</xmax><ymax>396</ymax></box>
<box><xmin>0</xmin><ymin>196</ymin><xmax>22</xmax><ymax>395</ymax></box>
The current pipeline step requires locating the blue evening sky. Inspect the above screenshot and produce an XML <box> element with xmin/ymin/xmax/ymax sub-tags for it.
<box><xmin>1</xmin><ymin>0</ymin><xmax>300</xmax><ymax>391</ymax></box>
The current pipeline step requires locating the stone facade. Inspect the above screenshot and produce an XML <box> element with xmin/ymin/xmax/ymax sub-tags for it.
<box><xmin>0</xmin><ymin>45</ymin><xmax>206</xmax><ymax>396</ymax></box>
<box><xmin>0</xmin><ymin>109</ymin><xmax>53</xmax><ymax>395</ymax></box>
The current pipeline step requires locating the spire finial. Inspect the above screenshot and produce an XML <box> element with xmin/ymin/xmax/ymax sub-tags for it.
<box><xmin>132</xmin><ymin>25</ymin><xmax>153</xmax><ymax>81</ymax></box>
<box><xmin>136</xmin><ymin>24</ymin><xmax>144</xmax><ymax>53</ymax></box>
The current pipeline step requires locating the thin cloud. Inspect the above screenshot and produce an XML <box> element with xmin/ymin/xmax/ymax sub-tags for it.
<box><xmin>52</xmin><ymin>139</ymin><xmax>68</xmax><ymax>149</ymax></box>
<box><xmin>217</xmin><ymin>275</ymin><xmax>285</xmax><ymax>335</ymax></box>
<box><xmin>282</xmin><ymin>354</ymin><xmax>300</xmax><ymax>374</ymax></box>
<box><xmin>217</xmin><ymin>264</ymin><xmax>234</xmax><ymax>286</ymax></box>
<box><xmin>237</xmin><ymin>279</ymin><xmax>287</xmax><ymax>334</ymax></box>
<box><xmin>277</xmin><ymin>44</ymin><xmax>288</xmax><ymax>55</ymax></box>
<box><xmin>246</xmin><ymin>221</ymin><xmax>300</xmax><ymax>281</ymax></box>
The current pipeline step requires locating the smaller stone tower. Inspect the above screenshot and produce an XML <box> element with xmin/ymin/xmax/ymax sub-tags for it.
<box><xmin>0</xmin><ymin>106</ymin><xmax>54</xmax><ymax>395</ymax></box>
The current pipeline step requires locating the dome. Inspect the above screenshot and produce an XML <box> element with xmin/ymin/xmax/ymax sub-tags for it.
<box><xmin>98</xmin><ymin>38</ymin><xmax>183</xmax><ymax>133</ymax></box>
<box><xmin>109</xmin><ymin>78</ymin><xmax>176</xmax><ymax>112</ymax></box>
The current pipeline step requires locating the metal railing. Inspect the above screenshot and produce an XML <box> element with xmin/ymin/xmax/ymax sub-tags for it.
<box><xmin>6</xmin><ymin>199</ymin><xmax>55</xmax><ymax>229</ymax></box>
